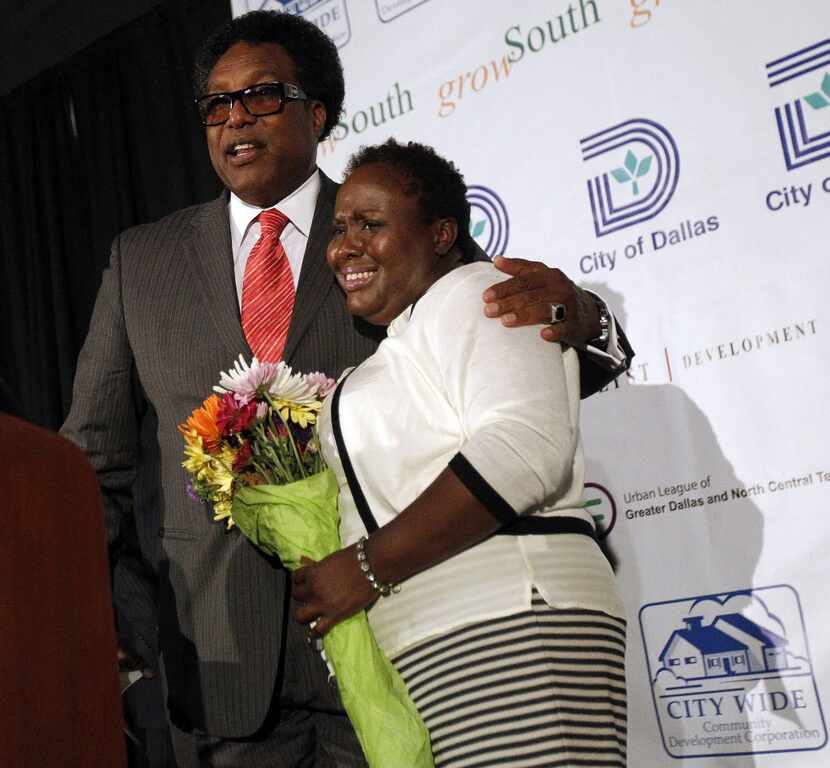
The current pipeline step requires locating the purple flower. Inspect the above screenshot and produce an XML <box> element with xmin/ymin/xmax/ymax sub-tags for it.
<box><xmin>185</xmin><ymin>477</ymin><xmax>203</xmax><ymax>503</ymax></box>
<box><xmin>214</xmin><ymin>355</ymin><xmax>281</xmax><ymax>405</ymax></box>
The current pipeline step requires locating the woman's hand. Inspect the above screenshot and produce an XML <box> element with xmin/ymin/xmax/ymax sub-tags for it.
<box><xmin>293</xmin><ymin>469</ymin><xmax>505</xmax><ymax>638</ymax></box>
<box><xmin>292</xmin><ymin>547</ymin><xmax>379</xmax><ymax>636</ymax></box>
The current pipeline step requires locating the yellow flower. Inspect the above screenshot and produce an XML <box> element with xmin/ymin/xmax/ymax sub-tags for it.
<box><xmin>211</xmin><ymin>446</ymin><xmax>238</xmax><ymax>495</ymax></box>
<box><xmin>182</xmin><ymin>431</ymin><xmax>212</xmax><ymax>475</ymax></box>
<box><xmin>275</xmin><ymin>399</ymin><xmax>321</xmax><ymax>428</ymax></box>
<box><xmin>212</xmin><ymin>496</ymin><xmax>235</xmax><ymax>528</ymax></box>
<box><xmin>182</xmin><ymin>429</ymin><xmax>238</xmax><ymax>526</ymax></box>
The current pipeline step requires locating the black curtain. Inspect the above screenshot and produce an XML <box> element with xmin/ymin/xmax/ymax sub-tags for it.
<box><xmin>0</xmin><ymin>0</ymin><xmax>229</xmax><ymax>428</ymax></box>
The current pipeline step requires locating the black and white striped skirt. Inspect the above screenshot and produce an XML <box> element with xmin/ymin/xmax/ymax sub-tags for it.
<box><xmin>392</xmin><ymin>590</ymin><xmax>627</xmax><ymax>767</ymax></box>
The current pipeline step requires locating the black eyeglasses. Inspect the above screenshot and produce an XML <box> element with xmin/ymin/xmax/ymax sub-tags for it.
<box><xmin>195</xmin><ymin>82</ymin><xmax>309</xmax><ymax>126</ymax></box>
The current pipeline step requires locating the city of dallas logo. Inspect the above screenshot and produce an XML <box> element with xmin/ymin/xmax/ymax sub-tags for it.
<box><xmin>466</xmin><ymin>185</ymin><xmax>509</xmax><ymax>257</ymax></box>
<box><xmin>580</xmin><ymin>118</ymin><xmax>680</xmax><ymax>238</ymax></box>
<box><xmin>767</xmin><ymin>38</ymin><xmax>830</xmax><ymax>170</ymax></box>
<box><xmin>639</xmin><ymin>586</ymin><xmax>827</xmax><ymax>760</ymax></box>
<box><xmin>231</xmin><ymin>0</ymin><xmax>351</xmax><ymax>48</ymax></box>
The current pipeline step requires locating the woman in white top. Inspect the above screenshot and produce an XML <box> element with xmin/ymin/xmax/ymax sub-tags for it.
<box><xmin>293</xmin><ymin>140</ymin><xmax>627</xmax><ymax>768</ymax></box>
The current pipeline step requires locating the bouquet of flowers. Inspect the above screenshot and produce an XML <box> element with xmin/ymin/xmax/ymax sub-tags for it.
<box><xmin>178</xmin><ymin>356</ymin><xmax>433</xmax><ymax>768</ymax></box>
<box><xmin>178</xmin><ymin>355</ymin><xmax>334</xmax><ymax>525</ymax></box>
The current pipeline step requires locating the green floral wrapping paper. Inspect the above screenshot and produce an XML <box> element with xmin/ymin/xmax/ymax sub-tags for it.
<box><xmin>232</xmin><ymin>469</ymin><xmax>433</xmax><ymax>768</ymax></box>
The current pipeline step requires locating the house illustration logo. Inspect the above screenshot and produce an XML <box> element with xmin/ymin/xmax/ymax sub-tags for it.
<box><xmin>375</xmin><ymin>0</ymin><xmax>431</xmax><ymax>23</ymax></box>
<box><xmin>231</xmin><ymin>0</ymin><xmax>351</xmax><ymax>48</ymax></box>
<box><xmin>466</xmin><ymin>185</ymin><xmax>510</xmax><ymax>257</ymax></box>
<box><xmin>583</xmin><ymin>482</ymin><xmax>616</xmax><ymax>539</ymax></box>
<box><xmin>639</xmin><ymin>585</ymin><xmax>827</xmax><ymax>759</ymax></box>
<box><xmin>766</xmin><ymin>39</ymin><xmax>830</xmax><ymax>170</ymax></box>
<box><xmin>579</xmin><ymin>118</ymin><xmax>680</xmax><ymax>238</ymax></box>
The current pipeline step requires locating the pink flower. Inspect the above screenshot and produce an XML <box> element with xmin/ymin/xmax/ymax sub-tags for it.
<box><xmin>307</xmin><ymin>371</ymin><xmax>336</xmax><ymax>398</ymax></box>
<box><xmin>214</xmin><ymin>355</ymin><xmax>281</xmax><ymax>405</ymax></box>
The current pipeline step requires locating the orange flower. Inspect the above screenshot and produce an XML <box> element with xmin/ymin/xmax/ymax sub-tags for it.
<box><xmin>178</xmin><ymin>394</ymin><xmax>222</xmax><ymax>452</ymax></box>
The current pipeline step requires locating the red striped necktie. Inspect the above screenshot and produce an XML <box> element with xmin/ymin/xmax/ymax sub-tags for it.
<box><xmin>241</xmin><ymin>209</ymin><xmax>295</xmax><ymax>362</ymax></box>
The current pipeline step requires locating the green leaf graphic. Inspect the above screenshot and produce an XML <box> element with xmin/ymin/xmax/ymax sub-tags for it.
<box><xmin>624</xmin><ymin>150</ymin><xmax>638</xmax><ymax>174</ymax></box>
<box><xmin>822</xmin><ymin>72</ymin><xmax>830</xmax><ymax>98</ymax></box>
<box><xmin>470</xmin><ymin>219</ymin><xmax>486</xmax><ymax>239</ymax></box>
<box><xmin>804</xmin><ymin>92</ymin><xmax>829</xmax><ymax>110</ymax></box>
<box><xmin>636</xmin><ymin>156</ymin><xmax>652</xmax><ymax>178</ymax></box>
<box><xmin>611</xmin><ymin>168</ymin><xmax>631</xmax><ymax>184</ymax></box>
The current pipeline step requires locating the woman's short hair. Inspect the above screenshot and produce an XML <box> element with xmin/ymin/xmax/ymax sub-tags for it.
<box><xmin>193</xmin><ymin>11</ymin><xmax>345</xmax><ymax>141</ymax></box>
<box><xmin>345</xmin><ymin>139</ymin><xmax>476</xmax><ymax>262</ymax></box>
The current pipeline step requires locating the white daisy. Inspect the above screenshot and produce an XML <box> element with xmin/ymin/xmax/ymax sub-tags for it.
<box><xmin>267</xmin><ymin>363</ymin><xmax>320</xmax><ymax>404</ymax></box>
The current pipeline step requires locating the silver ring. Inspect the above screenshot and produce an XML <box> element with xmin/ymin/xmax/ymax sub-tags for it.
<box><xmin>550</xmin><ymin>303</ymin><xmax>566</xmax><ymax>324</ymax></box>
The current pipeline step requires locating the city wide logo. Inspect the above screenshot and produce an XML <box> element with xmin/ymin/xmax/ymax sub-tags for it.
<box><xmin>579</xmin><ymin>118</ymin><xmax>680</xmax><ymax>238</ymax></box>
<box><xmin>766</xmin><ymin>38</ymin><xmax>830</xmax><ymax>170</ymax></box>
<box><xmin>231</xmin><ymin>0</ymin><xmax>351</xmax><ymax>48</ymax></box>
<box><xmin>466</xmin><ymin>185</ymin><xmax>510</xmax><ymax>258</ymax></box>
<box><xmin>374</xmin><ymin>0</ymin><xmax>431</xmax><ymax>23</ymax></box>
<box><xmin>639</xmin><ymin>585</ymin><xmax>827</xmax><ymax>760</ymax></box>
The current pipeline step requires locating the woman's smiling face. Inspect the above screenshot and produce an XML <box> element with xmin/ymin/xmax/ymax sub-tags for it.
<box><xmin>327</xmin><ymin>163</ymin><xmax>457</xmax><ymax>325</ymax></box>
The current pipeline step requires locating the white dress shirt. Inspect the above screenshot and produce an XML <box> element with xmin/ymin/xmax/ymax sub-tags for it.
<box><xmin>318</xmin><ymin>262</ymin><xmax>625</xmax><ymax>658</ymax></box>
<box><xmin>228</xmin><ymin>170</ymin><xmax>321</xmax><ymax>307</ymax></box>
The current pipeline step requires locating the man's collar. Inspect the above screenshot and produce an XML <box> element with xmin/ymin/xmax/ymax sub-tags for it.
<box><xmin>228</xmin><ymin>169</ymin><xmax>321</xmax><ymax>239</ymax></box>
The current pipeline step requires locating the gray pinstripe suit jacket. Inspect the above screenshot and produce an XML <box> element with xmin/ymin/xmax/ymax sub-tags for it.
<box><xmin>63</xmin><ymin>173</ymin><xmax>382</xmax><ymax>738</ymax></box>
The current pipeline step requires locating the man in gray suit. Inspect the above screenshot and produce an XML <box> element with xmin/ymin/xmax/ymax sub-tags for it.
<box><xmin>63</xmin><ymin>10</ymin><xmax>632</xmax><ymax>767</ymax></box>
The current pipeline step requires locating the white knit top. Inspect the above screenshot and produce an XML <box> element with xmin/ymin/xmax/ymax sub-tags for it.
<box><xmin>318</xmin><ymin>263</ymin><xmax>624</xmax><ymax>657</ymax></box>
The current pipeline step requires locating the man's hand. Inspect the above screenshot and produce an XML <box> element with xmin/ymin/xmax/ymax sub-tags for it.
<box><xmin>117</xmin><ymin>640</ymin><xmax>156</xmax><ymax>678</ymax></box>
<box><xmin>483</xmin><ymin>256</ymin><xmax>601</xmax><ymax>345</ymax></box>
<box><xmin>117</xmin><ymin>639</ymin><xmax>156</xmax><ymax>695</ymax></box>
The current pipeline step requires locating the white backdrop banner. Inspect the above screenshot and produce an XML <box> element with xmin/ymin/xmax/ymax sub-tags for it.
<box><xmin>230</xmin><ymin>2</ymin><xmax>829</xmax><ymax>765</ymax></box>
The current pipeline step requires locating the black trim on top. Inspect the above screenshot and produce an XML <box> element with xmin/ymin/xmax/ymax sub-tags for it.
<box><xmin>448</xmin><ymin>454</ymin><xmax>595</xmax><ymax>539</ymax></box>
<box><xmin>331</xmin><ymin>372</ymin><xmax>379</xmax><ymax>534</ymax></box>
<box><xmin>499</xmin><ymin>516</ymin><xmax>595</xmax><ymax>538</ymax></box>
<box><xmin>448</xmin><ymin>452</ymin><xmax>516</xmax><ymax>525</ymax></box>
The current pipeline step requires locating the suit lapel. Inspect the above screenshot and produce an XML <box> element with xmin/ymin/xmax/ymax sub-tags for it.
<box><xmin>282</xmin><ymin>173</ymin><xmax>339</xmax><ymax>363</ymax></box>
<box><xmin>184</xmin><ymin>192</ymin><xmax>252</xmax><ymax>360</ymax></box>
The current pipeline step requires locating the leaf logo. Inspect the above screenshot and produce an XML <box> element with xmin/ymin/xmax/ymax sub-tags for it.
<box><xmin>610</xmin><ymin>150</ymin><xmax>653</xmax><ymax>196</ymax></box>
<box><xmin>804</xmin><ymin>72</ymin><xmax>830</xmax><ymax>110</ymax></box>
<box><xmin>766</xmin><ymin>40</ymin><xmax>830</xmax><ymax>170</ymax></box>
<box><xmin>580</xmin><ymin>118</ymin><xmax>680</xmax><ymax>237</ymax></box>
<box><xmin>470</xmin><ymin>219</ymin><xmax>486</xmax><ymax>240</ymax></box>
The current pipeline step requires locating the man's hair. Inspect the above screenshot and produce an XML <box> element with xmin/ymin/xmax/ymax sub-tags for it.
<box><xmin>193</xmin><ymin>10</ymin><xmax>345</xmax><ymax>141</ymax></box>
<box><xmin>345</xmin><ymin>139</ymin><xmax>476</xmax><ymax>261</ymax></box>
